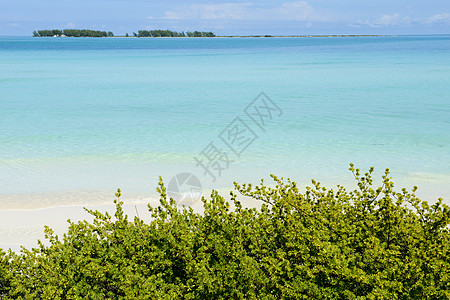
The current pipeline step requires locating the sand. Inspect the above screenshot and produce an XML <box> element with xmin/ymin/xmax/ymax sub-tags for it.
<box><xmin>0</xmin><ymin>191</ymin><xmax>161</xmax><ymax>252</ymax></box>
<box><xmin>0</xmin><ymin>188</ymin><xmax>249</xmax><ymax>252</ymax></box>
<box><xmin>0</xmin><ymin>182</ymin><xmax>446</xmax><ymax>253</ymax></box>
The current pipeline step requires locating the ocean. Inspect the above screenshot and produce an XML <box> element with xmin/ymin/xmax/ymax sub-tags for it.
<box><xmin>0</xmin><ymin>35</ymin><xmax>449</xmax><ymax>208</ymax></box>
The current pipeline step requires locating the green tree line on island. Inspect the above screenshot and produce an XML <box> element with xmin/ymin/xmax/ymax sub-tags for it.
<box><xmin>33</xmin><ymin>29</ymin><xmax>114</xmax><ymax>37</ymax></box>
<box><xmin>135</xmin><ymin>30</ymin><xmax>215</xmax><ymax>37</ymax></box>
<box><xmin>32</xmin><ymin>29</ymin><xmax>216</xmax><ymax>38</ymax></box>
<box><xmin>1</xmin><ymin>165</ymin><xmax>449</xmax><ymax>298</ymax></box>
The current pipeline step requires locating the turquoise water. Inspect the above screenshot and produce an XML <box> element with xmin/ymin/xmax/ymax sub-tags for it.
<box><xmin>0</xmin><ymin>35</ymin><xmax>449</xmax><ymax>206</ymax></box>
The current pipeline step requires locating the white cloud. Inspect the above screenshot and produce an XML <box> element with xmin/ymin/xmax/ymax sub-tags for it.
<box><xmin>360</xmin><ymin>13</ymin><xmax>411</xmax><ymax>28</ymax></box>
<box><xmin>163</xmin><ymin>3</ymin><xmax>252</xmax><ymax>20</ymax></box>
<box><xmin>358</xmin><ymin>12</ymin><xmax>450</xmax><ymax>28</ymax></box>
<box><xmin>426</xmin><ymin>13</ymin><xmax>450</xmax><ymax>24</ymax></box>
<box><xmin>277</xmin><ymin>1</ymin><xmax>315</xmax><ymax>21</ymax></box>
<box><xmin>375</xmin><ymin>13</ymin><xmax>403</xmax><ymax>26</ymax></box>
<box><xmin>156</xmin><ymin>2</ymin><xmax>327</xmax><ymax>22</ymax></box>
<box><xmin>65</xmin><ymin>22</ymin><xmax>76</xmax><ymax>28</ymax></box>
<box><xmin>91</xmin><ymin>24</ymin><xmax>108</xmax><ymax>30</ymax></box>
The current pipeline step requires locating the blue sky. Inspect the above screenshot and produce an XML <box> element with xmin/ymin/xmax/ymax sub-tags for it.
<box><xmin>1</xmin><ymin>0</ymin><xmax>449</xmax><ymax>36</ymax></box>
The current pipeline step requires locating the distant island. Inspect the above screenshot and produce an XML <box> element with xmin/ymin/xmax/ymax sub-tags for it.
<box><xmin>132</xmin><ymin>30</ymin><xmax>215</xmax><ymax>37</ymax></box>
<box><xmin>32</xmin><ymin>29</ymin><xmax>216</xmax><ymax>38</ymax></box>
<box><xmin>33</xmin><ymin>29</ymin><xmax>386</xmax><ymax>38</ymax></box>
<box><xmin>33</xmin><ymin>29</ymin><xmax>113</xmax><ymax>37</ymax></box>
<box><xmin>221</xmin><ymin>34</ymin><xmax>386</xmax><ymax>38</ymax></box>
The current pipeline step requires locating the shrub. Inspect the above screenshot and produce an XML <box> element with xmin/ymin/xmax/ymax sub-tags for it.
<box><xmin>1</xmin><ymin>165</ymin><xmax>449</xmax><ymax>299</ymax></box>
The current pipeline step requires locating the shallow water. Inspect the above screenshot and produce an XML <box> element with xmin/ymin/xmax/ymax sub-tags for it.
<box><xmin>0</xmin><ymin>35</ymin><xmax>449</xmax><ymax>208</ymax></box>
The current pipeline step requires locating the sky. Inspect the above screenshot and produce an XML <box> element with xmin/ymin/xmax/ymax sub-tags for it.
<box><xmin>1</xmin><ymin>0</ymin><xmax>449</xmax><ymax>36</ymax></box>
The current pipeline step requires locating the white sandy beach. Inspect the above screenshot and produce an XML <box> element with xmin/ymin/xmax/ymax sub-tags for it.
<box><xmin>1</xmin><ymin>178</ymin><xmax>447</xmax><ymax>253</ymax></box>
<box><xmin>0</xmin><ymin>193</ymin><xmax>159</xmax><ymax>252</ymax></box>
<box><xmin>0</xmin><ymin>187</ymin><xmax>262</xmax><ymax>252</ymax></box>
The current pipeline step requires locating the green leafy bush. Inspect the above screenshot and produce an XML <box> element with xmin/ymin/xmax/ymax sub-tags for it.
<box><xmin>1</xmin><ymin>165</ymin><xmax>449</xmax><ymax>299</ymax></box>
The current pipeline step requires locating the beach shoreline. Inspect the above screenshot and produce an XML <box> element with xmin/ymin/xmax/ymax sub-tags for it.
<box><xmin>0</xmin><ymin>178</ymin><xmax>447</xmax><ymax>253</ymax></box>
<box><xmin>0</xmin><ymin>190</ymin><xmax>155</xmax><ymax>211</ymax></box>
<box><xmin>0</xmin><ymin>187</ymin><xmax>255</xmax><ymax>252</ymax></box>
<box><xmin>0</xmin><ymin>202</ymin><xmax>159</xmax><ymax>252</ymax></box>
